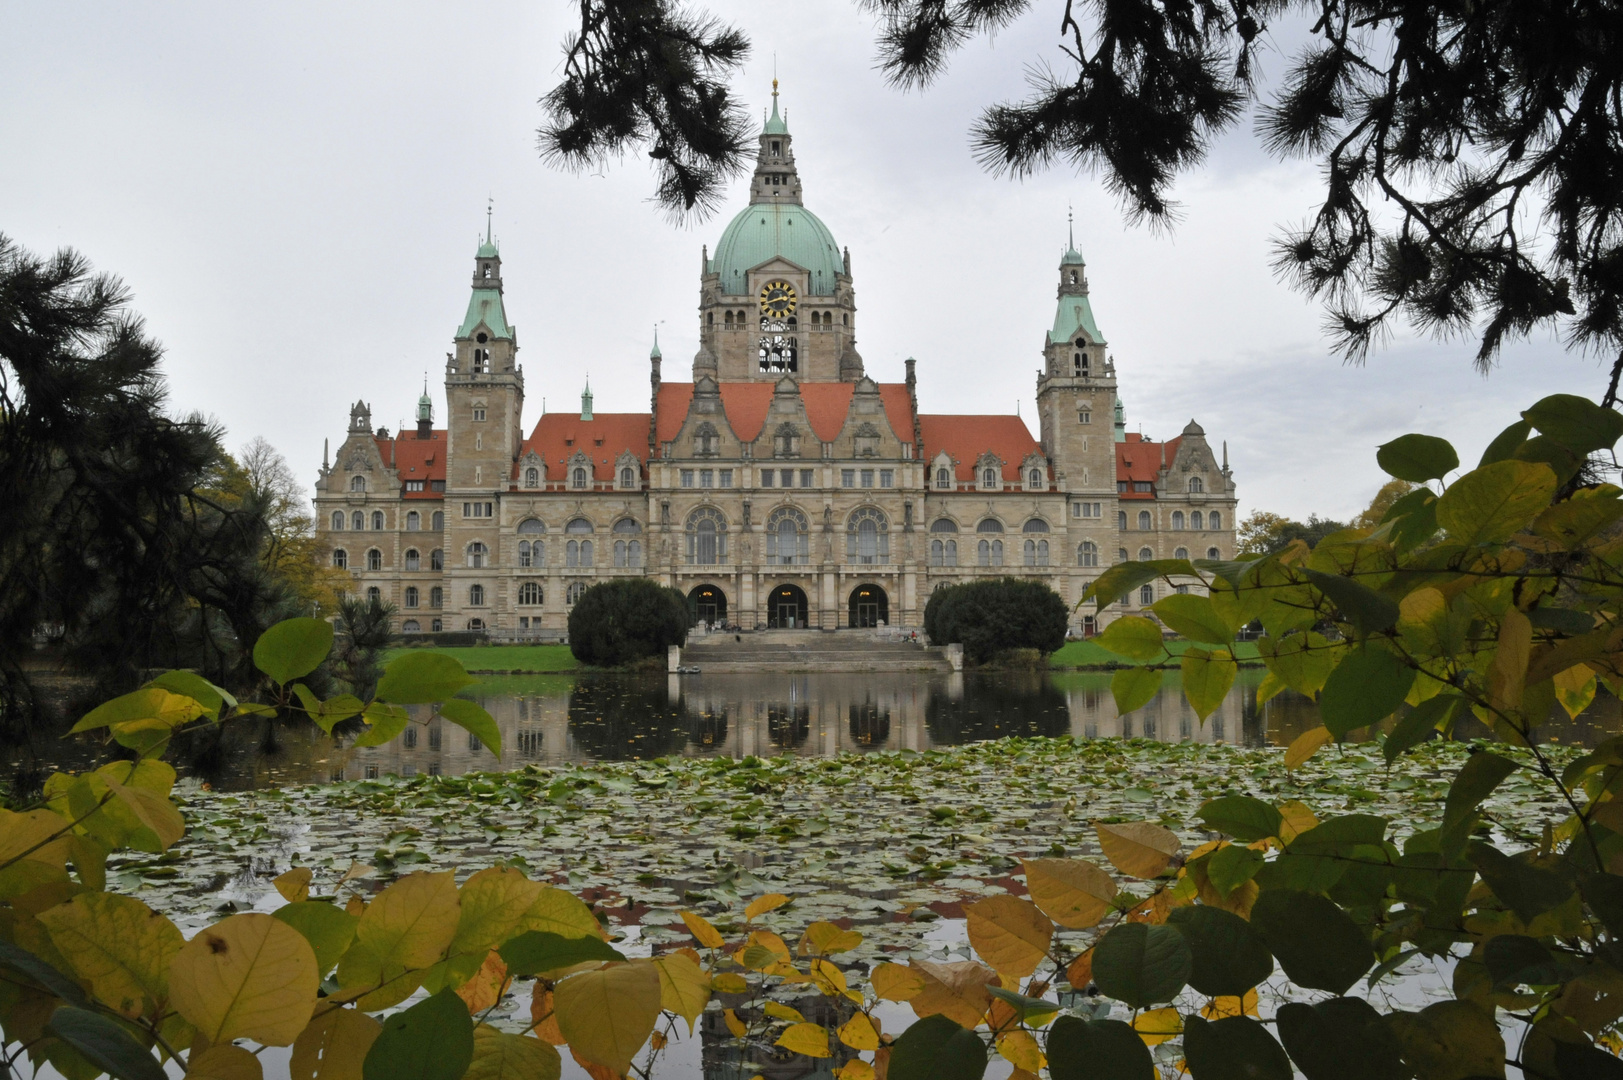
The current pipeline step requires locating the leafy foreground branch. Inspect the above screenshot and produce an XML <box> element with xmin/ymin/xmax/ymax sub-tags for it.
<box><xmin>6</xmin><ymin>396</ymin><xmax>1623</xmax><ymax>1077</ymax></box>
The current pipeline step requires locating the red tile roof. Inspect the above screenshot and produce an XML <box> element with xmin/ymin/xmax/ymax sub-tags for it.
<box><xmin>1116</xmin><ymin>432</ymin><xmax>1183</xmax><ymax>497</ymax></box>
<box><xmin>521</xmin><ymin>412</ymin><xmax>651</xmax><ymax>481</ymax></box>
<box><xmin>374</xmin><ymin>431</ymin><xmax>446</xmax><ymax>498</ymax></box>
<box><xmin>655</xmin><ymin>381</ymin><xmax>916</xmax><ymax>445</ymax></box>
<box><xmin>918</xmin><ymin>414</ymin><xmax>1044</xmax><ymax>482</ymax></box>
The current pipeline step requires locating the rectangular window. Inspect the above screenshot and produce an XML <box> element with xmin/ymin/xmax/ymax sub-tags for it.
<box><xmin>406</xmin><ymin>481</ymin><xmax>424</xmax><ymax>492</ymax></box>
<box><xmin>462</xmin><ymin>502</ymin><xmax>492</xmax><ymax>518</ymax></box>
<box><xmin>680</xmin><ymin>470</ymin><xmax>695</xmax><ymax>488</ymax></box>
<box><xmin>1072</xmin><ymin>501</ymin><xmax>1082</xmax><ymax>517</ymax></box>
<box><xmin>860</xmin><ymin>469</ymin><xmax>874</xmax><ymax>488</ymax></box>
<box><xmin>1117</xmin><ymin>481</ymin><xmax>1129</xmax><ymax>493</ymax></box>
<box><xmin>720</xmin><ymin>469</ymin><xmax>733</xmax><ymax>488</ymax></box>
<box><xmin>700</xmin><ymin>469</ymin><xmax>714</xmax><ymax>488</ymax></box>
<box><xmin>1079</xmin><ymin>411</ymin><xmax>1092</xmax><ymax>424</ymax></box>
<box><xmin>880</xmin><ymin>469</ymin><xmax>894</xmax><ymax>488</ymax></box>
<box><xmin>800</xmin><ymin>469</ymin><xmax>814</xmax><ymax>488</ymax></box>
<box><xmin>472</xmin><ymin>408</ymin><xmax>486</xmax><ymax>422</ymax></box>
<box><xmin>781</xmin><ymin>468</ymin><xmax>794</xmax><ymax>487</ymax></box>
<box><xmin>431</xmin><ymin>480</ymin><xmax>445</xmax><ymax>492</ymax></box>
<box><xmin>841</xmin><ymin>469</ymin><xmax>855</xmax><ymax>488</ymax></box>
<box><xmin>761</xmin><ymin>470</ymin><xmax>774</xmax><ymax>487</ymax></box>
<box><xmin>1134</xmin><ymin>481</ymin><xmax>1153</xmax><ymax>493</ymax></box>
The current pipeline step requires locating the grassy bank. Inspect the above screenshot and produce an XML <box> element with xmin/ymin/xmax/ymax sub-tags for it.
<box><xmin>383</xmin><ymin>643</ymin><xmax>580</xmax><ymax>672</ymax></box>
<box><xmin>1047</xmin><ymin>638</ymin><xmax>1262</xmax><ymax>669</ymax></box>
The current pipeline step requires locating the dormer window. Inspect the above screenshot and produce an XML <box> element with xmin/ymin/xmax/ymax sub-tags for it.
<box><xmin>983</xmin><ymin>468</ymin><xmax>997</xmax><ymax>487</ymax></box>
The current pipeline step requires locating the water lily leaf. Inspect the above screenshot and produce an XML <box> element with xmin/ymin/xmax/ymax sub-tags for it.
<box><xmin>1022</xmin><ymin>858</ymin><xmax>1118</xmax><ymax>928</ymax></box>
<box><xmin>254</xmin><ymin>619</ymin><xmax>335</xmax><ymax>686</ymax></box>
<box><xmin>361</xmin><ymin>989</ymin><xmax>473</xmax><ymax>1080</ymax></box>
<box><xmin>1096</xmin><ymin>822</ymin><xmax>1180</xmax><ymax>879</ymax></box>
<box><xmin>964</xmin><ymin>895</ymin><xmax>1053</xmax><ymax>979</ymax></box>
<box><xmin>39</xmin><ymin>892</ymin><xmax>182</xmax><ymax>1020</ymax></box>
<box><xmin>553</xmin><ymin>961</ymin><xmax>662</xmax><ymax>1076</ymax></box>
<box><xmin>169</xmin><ymin>913</ymin><xmax>319</xmax><ymax>1046</ymax></box>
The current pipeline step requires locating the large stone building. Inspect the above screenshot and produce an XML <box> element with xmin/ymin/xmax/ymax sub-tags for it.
<box><xmin>314</xmin><ymin>87</ymin><xmax>1237</xmax><ymax>635</ymax></box>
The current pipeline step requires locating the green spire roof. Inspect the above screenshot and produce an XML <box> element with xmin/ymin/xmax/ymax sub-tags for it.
<box><xmin>1061</xmin><ymin>207</ymin><xmax>1085</xmax><ymax>265</ymax></box>
<box><xmin>458</xmin><ymin>288</ymin><xmax>511</xmax><ymax>339</ymax></box>
<box><xmin>416</xmin><ymin>380</ymin><xmax>433</xmax><ymax>422</ymax></box>
<box><xmin>764</xmin><ymin>80</ymin><xmax>788</xmax><ymax>135</ymax></box>
<box><xmin>650</xmin><ymin>329</ymin><xmax>662</xmax><ymax>359</ymax></box>
<box><xmin>1050</xmin><ymin>295</ymin><xmax>1103</xmax><ymax>346</ymax></box>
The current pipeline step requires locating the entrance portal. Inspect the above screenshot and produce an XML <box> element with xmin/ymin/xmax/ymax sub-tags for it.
<box><xmin>689</xmin><ymin>584</ymin><xmax>727</xmax><ymax>627</ymax></box>
<box><xmin>848</xmin><ymin>584</ymin><xmax>889</xmax><ymax>628</ymax></box>
<box><xmin>767</xmin><ymin>584</ymin><xmax>810</xmax><ymax>629</ymax></box>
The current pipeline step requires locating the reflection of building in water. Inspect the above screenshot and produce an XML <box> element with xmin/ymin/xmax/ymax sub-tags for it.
<box><xmin>697</xmin><ymin>988</ymin><xmax>855</xmax><ymax>1080</ymax></box>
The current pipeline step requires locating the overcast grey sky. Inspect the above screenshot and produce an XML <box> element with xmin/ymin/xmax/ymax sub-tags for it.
<box><xmin>2</xmin><ymin>2</ymin><xmax>1608</xmax><ymax>523</ymax></box>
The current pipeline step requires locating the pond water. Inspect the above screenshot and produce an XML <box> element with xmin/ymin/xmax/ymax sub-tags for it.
<box><xmin>32</xmin><ymin>668</ymin><xmax>1623</xmax><ymax>792</ymax></box>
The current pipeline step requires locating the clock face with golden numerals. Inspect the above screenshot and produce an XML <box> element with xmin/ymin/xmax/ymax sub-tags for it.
<box><xmin>759</xmin><ymin>280</ymin><xmax>796</xmax><ymax>319</ymax></box>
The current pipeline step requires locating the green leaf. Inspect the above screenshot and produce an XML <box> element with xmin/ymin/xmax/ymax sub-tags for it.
<box><xmin>887</xmin><ymin>1013</ymin><xmax>987</xmax><ymax>1080</ymax></box>
<box><xmin>353</xmin><ymin>703</ymin><xmax>410</xmax><ymax>748</ymax></box>
<box><xmin>1110</xmin><ymin>667</ymin><xmax>1162</xmax><ymax>715</ymax></box>
<box><xmin>292</xmin><ymin>686</ymin><xmax>364</xmax><ymax>735</ymax></box>
<box><xmin>437</xmin><ymin>699</ymin><xmax>502</xmax><ymax>757</ymax></box>
<box><xmin>1384</xmin><ymin>695</ymin><xmax>1462</xmax><ymax>765</ymax></box>
<box><xmin>1523</xmin><ymin>394</ymin><xmax>1623</xmax><ymax>455</ymax></box>
<box><xmin>497</xmin><ymin>931</ymin><xmax>625</xmax><ymax>976</ymax></box>
<box><xmin>45</xmin><ymin>1007</ymin><xmax>167</xmax><ymax>1080</ymax></box>
<box><xmin>1096</xmin><ymin>616</ymin><xmax>1166</xmax><ymax>661</ymax></box>
<box><xmin>1467</xmin><ymin>842</ymin><xmax>1575</xmax><ymax>925</ymax></box>
<box><xmin>1435</xmin><ymin>460</ymin><xmax>1558</xmax><ymax>546</ymax></box>
<box><xmin>273</xmin><ymin>901</ymin><xmax>359</xmax><ymax>977</ymax></box>
<box><xmin>142</xmin><ymin>670</ymin><xmax>231</xmax><ymax>718</ymax></box>
<box><xmin>1181</xmin><ymin>648</ymin><xmax>1237</xmax><ymax>721</ymax></box>
<box><xmin>1300</xmin><ymin>570</ymin><xmax>1399</xmax><ymax>636</ymax></box>
<box><xmin>1090</xmin><ymin>923</ymin><xmax>1191</xmax><ymax>1010</ymax></box>
<box><xmin>1276</xmin><ymin>998</ymin><xmax>1407</xmax><ymax>1080</ymax></box>
<box><xmin>1286</xmin><ymin>816</ymin><xmax>1389</xmax><ymax>857</ymax></box>
<box><xmin>0</xmin><ymin>939</ymin><xmax>89</xmax><ymax>1008</ymax></box>
<box><xmin>1388</xmin><ymin>491</ymin><xmax>1441</xmax><ymax>553</ymax></box>
<box><xmin>1554</xmin><ymin>1041</ymin><xmax>1623</xmax><ymax>1080</ymax></box>
<box><xmin>1257</xmin><ymin>633</ymin><xmax>1337</xmax><ymax>697</ymax></box>
<box><xmin>1443</xmin><ymin>752</ymin><xmax>1519</xmax><ymax>832</ymax></box>
<box><xmin>1046</xmin><ymin>1015</ymin><xmax>1154</xmax><ymax>1080</ymax></box>
<box><xmin>253</xmin><ymin>618</ymin><xmax>335</xmax><ymax>685</ymax></box>
<box><xmin>1248</xmin><ymin>890</ymin><xmax>1373</xmax><ymax>995</ymax></box>
<box><xmin>1198</xmin><ymin>796</ymin><xmax>1282</xmax><ymax>842</ymax></box>
<box><xmin>1479</xmin><ymin>419</ymin><xmax>1532</xmax><ymax>466</ymax></box>
<box><xmin>1082</xmin><ymin>560</ymin><xmax>1194</xmax><ymax>611</ymax></box>
<box><xmin>1183</xmin><ymin>1016</ymin><xmax>1292</xmax><ymax>1080</ymax></box>
<box><xmin>69</xmin><ymin>688</ymin><xmax>203</xmax><ymax>735</ymax></box>
<box><xmin>1205</xmin><ymin>844</ymin><xmax>1264</xmax><ymax>898</ymax></box>
<box><xmin>1167</xmin><ymin>906</ymin><xmax>1272</xmax><ymax>997</ymax></box>
<box><xmin>1377</xmin><ymin>434</ymin><xmax>1459</xmax><ymax>483</ymax></box>
<box><xmin>1513</xmin><ymin>435</ymin><xmax>1585</xmax><ymax>486</ymax></box>
<box><xmin>985</xmin><ymin>985</ymin><xmax>1059</xmax><ymax>1024</ymax></box>
<box><xmin>1482</xmin><ymin>934</ymin><xmax>1560</xmax><ymax>989</ymax></box>
<box><xmin>375</xmin><ymin>652</ymin><xmax>477</xmax><ymax>705</ymax></box>
<box><xmin>1385</xmin><ymin>1001</ymin><xmax>1505</xmax><ymax>1080</ymax></box>
<box><xmin>1151</xmin><ymin>595</ymin><xmax>1233</xmax><ymax>645</ymax></box>
<box><xmin>362</xmin><ymin>989</ymin><xmax>475</xmax><ymax>1080</ymax></box>
<box><xmin>1319</xmin><ymin>647</ymin><xmax>1414</xmax><ymax>739</ymax></box>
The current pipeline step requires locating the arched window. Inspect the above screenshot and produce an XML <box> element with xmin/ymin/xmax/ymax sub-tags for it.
<box><xmin>773</xmin><ymin>423</ymin><xmax>799</xmax><ymax>458</ymax></box>
<box><xmin>572</xmin><ymin>467</ymin><xmax>588</xmax><ymax>489</ymax></box>
<box><xmin>976</xmin><ymin>519</ymin><xmax>1004</xmax><ymax>534</ymax></box>
<box><xmin>1208</xmin><ymin>547</ymin><xmax>1221</xmax><ymax>559</ymax></box>
<box><xmin>936</xmin><ymin>467</ymin><xmax>951</xmax><ymax>488</ymax></box>
<box><xmin>372</xmin><ymin>511</ymin><xmax>385</xmax><ymax>530</ymax></box>
<box><xmin>468</xmin><ymin>617</ymin><xmax>485</xmax><ymax>631</ymax></box>
<box><xmin>982</xmin><ymin>468</ymin><xmax>997</xmax><ymax>487</ymax></box>
<box><xmin>518</xmin><ymin>582</ymin><xmax>543</xmax><ymax>605</ymax></box>
<box><xmin>518</xmin><ymin>540</ymin><xmax>541</xmax><ymax>567</ymax></box>
<box><xmin>1116</xmin><ymin>511</ymin><xmax>1127</xmax><ymax>530</ymax></box>
<box><xmin>1024</xmin><ymin>539</ymin><xmax>1050</xmax><ymax>566</ymax></box>
<box><xmin>725</xmin><ymin>310</ymin><xmax>734</xmax><ymax>326</ymax></box>
<box><xmin>1139</xmin><ymin>547</ymin><xmax>1154</xmax><ymax>561</ymax></box>
<box><xmin>1118</xmin><ymin>548</ymin><xmax>1129</xmax><ymax>564</ymax></box>
<box><xmin>566</xmin><ymin>517</ymin><xmax>593</xmax><ymax>534</ymax></box>
<box><xmin>350</xmin><ymin>476</ymin><xmax>365</xmax><ymax>492</ymax></box>
<box><xmin>612</xmin><ymin>539</ymin><xmax>643</xmax><ymax>567</ymax></box>
<box><xmin>612</xmin><ymin>518</ymin><xmax>641</xmax><ymax>534</ymax></box>
<box><xmin>766</xmin><ymin>507</ymin><xmax>810</xmax><ymax>565</ymax></box>
<box><xmin>1191</xmin><ymin>511</ymin><xmax>1204</xmax><ymax>529</ymax></box>
<box><xmin>430</xmin><ymin>586</ymin><xmax>443</xmax><ymax>608</ymax></box>
<box><xmin>847</xmin><ymin>508</ymin><xmax>889</xmax><ymax>565</ymax></box>
<box><xmin>405</xmin><ymin>549</ymin><xmax>420</xmax><ymax>571</ymax></box>
<box><xmin>525</xmin><ymin>467</ymin><xmax>540</xmax><ymax>487</ymax></box>
<box><xmin>977</xmin><ymin>538</ymin><xmax>1004</xmax><ymax>566</ymax></box>
<box><xmin>430</xmin><ymin>549</ymin><xmax>444</xmax><ymax>571</ymax></box>
<box><xmin>1172</xmin><ymin>511</ymin><xmax>1185</xmax><ymax>530</ymax></box>
<box><xmin>1209</xmin><ymin>512</ymin><xmax>1222</xmax><ymax>530</ymax></box>
<box><xmin>930</xmin><ymin>538</ymin><xmax>958</xmax><ymax>566</ymax></box>
<box><xmin>406</xmin><ymin>510</ymin><xmax>420</xmax><ymax>531</ymax></box>
<box><xmin>351</xmin><ymin>511</ymin><xmax>364</xmax><ymax>531</ymax></box>
<box><xmin>1138</xmin><ymin>510</ymin><xmax>1152</xmax><ymax>530</ymax></box>
<box><xmin>695</xmin><ymin>423</ymin><xmax>719</xmax><ymax>456</ymax></box>
<box><xmin>1029</xmin><ymin>469</ymin><xmax>1043</xmax><ymax>487</ymax></box>
<box><xmin>1175</xmin><ymin>547</ymin><xmax>1189</xmax><ymax>560</ymax></box>
<box><xmin>1079</xmin><ymin>541</ymin><xmax>1099</xmax><ymax>567</ymax></box>
<box><xmin>366</xmin><ymin>549</ymin><xmax>382</xmax><ymax>571</ymax></box>
<box><xmin>404</xmin><ymin>586</ymin><xmax>419</xmax><ymax>608</ymax></box>
<box><xmin>332</xmin><ymin>549</ymin><xmax>348</xmax><ymax>569</ymax></box>
<box><xmin>1139</xmin><ymin>584</ymin><xmax>1155</xmax><ymax>605</ymax></box>
<box><xmin>1189</xmin><ymin>476</ymin><xmax>1204</xmax><ymax>493</ymax></box>
<box><xmin>331</xmin><ymin>511</ymin><xmax>345</xmax><ymax>530</ymax></box>
<box><xmin>566</xmin><ymin>539</ymin><xmax>593</xmax><ymax>567</ymax></box>
<box><xmin>469</xmin><ymin>584</ymin><xmax>485</xmax><ymax>606</ymax></box>
<box><xmin>467</xmin><ymin>542</ymin><xmax>487</xmax><ymax>568</ymax></box>
<box><xmin>367</xmin><ymin>586</ymin><xmax>381</xmax><ymax>604</ymax></box>
<box><xmin>1022</xmin><ymin>519</ymin><xmax>1050</xmax><ymax>533</ymax></box>
<box><xmin>518</xmin><ymin>517</ymin><xmax>545</xmax><ymax>535</ymax></box>
<box><xmin>931</xmin><ymin>518</ymin><xmax>959</xmax><ymax>534</ymax></box>
<box><xmin>431</xmin><ymin>511</ymin><xmax>444</xmax><ymax>531</ymax></box>
<box><xmin>402</xmin><ymin>620</ymin><xmax>421</xmax><ymax>633</ymax></box>
<box><xmin>566</xmin><ymin>581</ymin><xmax>587</xmax><ymax>605</ymax></box>
<box><xmin>620</xmin><ymin>466</ymin><xmax>635</xmax><ymax>487</ymax></box>
<box><xmin>686</xmin><ymin>507</ymin><xmax>727</xmax><ymax>565</ymax></box>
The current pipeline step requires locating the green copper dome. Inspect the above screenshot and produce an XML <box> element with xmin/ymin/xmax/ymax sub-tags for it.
<box><xmin>712</xmin><ymin>202</ymin><xmax>842</xmax><ymax>296</ymax></box>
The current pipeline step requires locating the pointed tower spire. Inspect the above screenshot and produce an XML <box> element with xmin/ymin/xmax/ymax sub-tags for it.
<box><xmin>650</xmin><ymin>327</ymin><xmax>662</xmax><ymax>360</ymax></box>
<box><xmin>580</xmin><ymin>378</ymin><xmax>594</xmax><ymax>421</ymax></box>
<box><xmin>751</xmin><ymin>80</ymin><xmax>802</xmax><ymax>204</ymax></box>
<box><xmin>323</xmin><ymin>437</ymin><xmax>329</xmax><ymax>470</ymax></box>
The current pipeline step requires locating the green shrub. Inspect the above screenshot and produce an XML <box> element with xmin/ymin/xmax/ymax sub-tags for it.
<box><xmin>566</xmin><ymin>579</ymin><xmax>689</xmax><ymax>667</ymax></box>
<box><xmin>926</xmin><ymin>578</ymin><xmax>1068</xmax><ymax>663</ymax></box>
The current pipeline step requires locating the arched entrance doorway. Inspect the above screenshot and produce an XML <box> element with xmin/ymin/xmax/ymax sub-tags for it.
<box><xmin>849</xmin><ymin>584</ymin><xmax>889</xmax><ymax>628</ymax></box>
<box><xmin>767</xmin><ymin>584</ymin><xmax>809</xmax><ymax>629</ymax></box>
<box><xmin>689</xmin><ymin>584</ymin><xmax>727</xmax><ymax>627</ymax></box>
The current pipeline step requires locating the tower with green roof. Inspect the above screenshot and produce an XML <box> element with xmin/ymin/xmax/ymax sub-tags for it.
<box><xmin>694</xmin><ymin>81</ymin><xmax>862</xmax><ymax>382</ymax></box>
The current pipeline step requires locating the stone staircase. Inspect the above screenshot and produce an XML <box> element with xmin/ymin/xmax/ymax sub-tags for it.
<box><xmin>678</xmin><ymin>629</ymin><xmax>954</xmax><ymax>673</ymax></box>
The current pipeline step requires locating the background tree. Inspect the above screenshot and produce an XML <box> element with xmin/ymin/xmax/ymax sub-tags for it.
<box><xmin>547</xmin><ymin>0</ymin><xmax>1623</xmax><ymax>387</ymax></box>
<box><xmin>1236</xmin><ymin>509</ymin><xmax>1347</xmax><ymax>554</ymax></box>
<box><xmin>1351</xmin><ymin>478</ymin><xmax>1415</xmax><ymax>531</ymax></box>
<box><xmin>240</xmin><ymin>435</ymin><xmax>347</xmax><ymax>615</ymax></box>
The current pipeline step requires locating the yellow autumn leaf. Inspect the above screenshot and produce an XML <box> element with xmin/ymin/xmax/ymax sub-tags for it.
<box><xmin>1276</xmin><ymin>801</ymin><xmax>1319</xmax><ymax>846</ymax></box>
<box><xmin>1022</xmin><ymin>858</ymin><xmax>1118</xmax><ymax>928</ymax></box>
<box><xmin>103</xmin><ymin>779</ymin><xmax>185</xmax><ymax>850</ymax></box>
<box><xmin>964</xmin><ymin>895</ymin><xmax>1054</xmax><ymax>979</ymax></box>
<box><xmin>1096</xmin><ymin>822</ymin><xmax>1181</xmax><ymax>879</ymax></box>
<box><xmin>454</xmin><ymin>951</ymin><xmax>510</xmax><ymax>1015</ymax></box>
<box><xmin>39</xmin><ymin>891</ymin><xmax>182</xmax><ymax>1019</ymax></box>
<box><xmin>744</xmin><ymin>893</ymin><xmax>791</xmax><ymax>921</ymax></box>
<box><xmin>909</xmin><ymin>960</ymin><xmax>998</xmax><ymax>1028</ymax></box>
<box><xmin>711</xmin><ymin>971</ymin><xmax>749</xmax><ymax>994</ymax></box>
<box><xmin>653</xmin><ymin>952</ymin><xmax>711</xmax><ymax>1034</ymax></box>
<box><xmin>810</xmin><ymin>958</ymin><xmax>858</xmax><ymax>1002</ymax></box>
<box><xmin>997</xmin><ymin>1030</ymin><xmax>1044</xmax><ymax>1073</ymax></box>
<box><xmin>276</xmin><ymin>868</ymin><xmax>313</xmax><ymax>904</ymax></box>
<box><xmin>455</xmin><ymin>867</ymin><xmax>544</xmax><ymax>958</ymax></box>
<box><xmin>554</xmin><ymin>961</ymin><xmax>662</xmax><ymax>1076</ymax></box>
<box><xmin>1201</xmin><ymin>990</ymin><xmax>1260</xmax><ymax>1019</ymax></box>
<box><xmin>835</xmin><ymin>1062</ymin><xmax>876</xmax><ymax>1080</ymax></box>
<box><xmin>1555</xmin><ymin>663</ymin><xmax>1598</xmax><ymax>720</ymax></box>
<box><xmin>871</xmin><ymin>962</ymin><xmax>927</xmax><ymax>1001</ymax></box>
<box><xmin>1284</xmin><ymin>726</ymin><xmax>1332</xmax><ymax>770</ymax></box>
<box><xmin>335</xmin><ymin>871</ymin><xmax>460</xmax><ymax>1011</ymax></box>
<box><xmin>529</xmin><ymin>983</ymin><xmax>565</xmax><ymax>1045</ymax></box>
<box><xmin>184</xmin><ymin>1044</ymin><xmax>263</xmax><ymax>1080</ymax></box>
<box><xmin>1134</xmin><ymin>1006</ymin><xmax>1183</xmax><ymax>1046</ymax></box>
<box><xmin>337</xmin><ymin>862</ymin><xmax>374</xmax><ymax>887</ymax></box>
<box><xmin>776</xmin><ymin>1022</ymin><xmax>832</xmax><ymax>1058</ymax></box>
<box><xmin>290</xmin><ymin>1007</ymin><xmax>380</xmax><ymax>1080</ymax></box>
<box><xmin>838</xmin><ymin>1012</ymin><xmax>880</xmax><ymax>1051</ymax></box>
<box><xmin>170</xmin><ymin>913</ymin><xmax>319</xmax><ymax>1046</ymax></box>
<box><xmin>724</xmin><ymin>1007</ymin><xmax>748</xmax><ymax>1038</ymax></box>
<box><xmin>680</xmin><ymin>910</ymin><xmax>725</xmax><ymax>949</ymax></box>
<box><xmin>764</xmin><ymin>1001</ymin><xmax>806</xmax><ymax>1022</ymax></box>
<box><xmin>800</xmin><ymin>921</ymin><xmax>863</xmax><ymax>956</ymax></box>
<box><xmin>464</xmin><ymin>1024</ymin><xmax>563</xmax><ymax>1080</ymax></box>
<box><xmin>0</xmin><ymin>808</ymin><xmax>73</xmax><ymax>890</ymax></box>
<box><xmin>519</xmin><ymin>887</ymin><xmax>605</xmax><ymax>941</ymax></box>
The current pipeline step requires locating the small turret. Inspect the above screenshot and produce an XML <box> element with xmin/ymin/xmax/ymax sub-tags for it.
<box><xmin>1114</xmin><ymin>396</ymin><xmax>1127</xmax><ymax>443</ymax></box>
<box><xmin>416</xmin><ymin>380</ymin><xmax>434</xmax><ymax>439</ymax></box>
<box><xmin>581</xmin><ymin>379</ymin><xmax>594</xmax><ymax>422</ymax></box>
<box><xmin>749</xmin><ymin>80</ymin><xmax>803</xmax><ymax>205</ymax></box>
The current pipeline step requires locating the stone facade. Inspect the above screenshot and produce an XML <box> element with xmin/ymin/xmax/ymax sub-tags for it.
<box><xmin>313</xmin><ymin>87</ymin><xmax>1238</xmax><ymax>635</ymax></box>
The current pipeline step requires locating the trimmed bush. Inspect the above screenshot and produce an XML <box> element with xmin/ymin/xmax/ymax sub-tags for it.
<box><xmin>566</xmin><ymin>579</ymin><xmax>689</xmax><ymax>667</ymax></box>
<box><xmin>926</xmin><ymin>578</ymin><xmax>1068</xmax><ymax>664</ymax></box>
